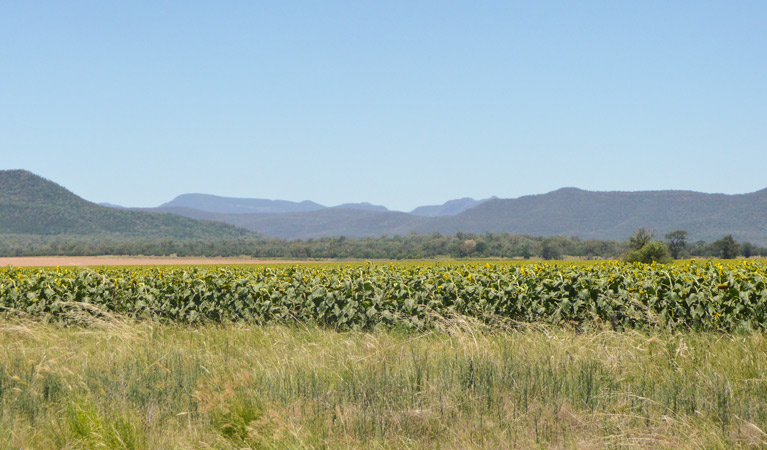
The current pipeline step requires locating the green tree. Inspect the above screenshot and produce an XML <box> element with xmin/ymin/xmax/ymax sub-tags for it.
<box><xmin>519</xmin><ymin>242</ymin><xmax>532</xmax><ymax>259</ymax></box>
<box><xmin>624</xmin><ymin>241</ymin><xmax>671</xmax><ymax>264</ymax></box>
<box><xmin>741</xmin><ymin>242</ymin><xmax>754</xmax><ymax>258</ymax></box>
<box><xmin>664</xmin><ymin>230</ymin><xmax>688</xmax><ymax>259</ymax></box>
<box><xmin>712</xmin><ymin>235</ymin><xmax>739</xmax><ymax>259</ymax></box>
<box><xmin>541</xmin><ymin>238</ymin><xmax>562</xmax><ymax>260</ymax></box>
<box><xmin>628</xmin><ymin>228</ymin><xmax>654</xmax><ymax>251</ymax></box>
<box><xmin>624</xmin><ymin>228</ymin><xmax>670</xmax><ymax>263</ymax></box>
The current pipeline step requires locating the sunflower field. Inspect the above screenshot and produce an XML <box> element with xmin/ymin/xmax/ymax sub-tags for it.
<box><xmin>1</xmin><ymin>261</ymin><xmax>766</xmax><ymax>331</ymax></box>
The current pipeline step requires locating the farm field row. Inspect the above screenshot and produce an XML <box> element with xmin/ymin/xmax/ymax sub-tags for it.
<box><xmin>0</xmin><ymin>256</ymin><xmax>301</xmax><ymax>267</ymax></box>
<box><xmin>2</xmin><ymin>260</ymin><xmax>766</xmax><ymax>332</ymax></box>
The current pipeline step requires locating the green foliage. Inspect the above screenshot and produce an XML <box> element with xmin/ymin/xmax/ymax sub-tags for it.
<box><xmin>3</xmin><ymin>261</ymin><xmax>767</xmax><ymax>332</ymax></box>
<box><xmin>0</xmin><ymin>232</ymin><xmax>631</xmax><ymax>259</ymax></box>
<box><xmin>540</xmin><ymin>238</ymin><xmax>563</xmax><ymax>260</ymax></box>
<box><xmin>665</xmin><ymin>230</ymin><xmax>689</xmax><ymax>259</ymax></box>
<box><xmin>628</xmin><ymin>228</ymin><xmax>654</xmax><ymax>251</ymax></box>
<box><xmin>624</xmin><ymin>241</ymin><xmax>671</xmax><ymax>264</ymax></box>
<box><xmin>712</xmin><ymin>235</ymin><xmax>740</xmax><ymax>259</ymax></box>
<box><xmin>624</xmin><ymin>228</ymin><xmax>671</xmax><ymax>264</ymax></box>
<box><xmin>2</xmin><ymin>231</ymin><xmax>766</xmax><ymax>260</ymax></box>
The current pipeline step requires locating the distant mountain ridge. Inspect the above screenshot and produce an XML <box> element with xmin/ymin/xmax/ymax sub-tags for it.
<box><xmin>410</xmin><ymin>197</ymin><xmax>492</xmax><ymax>217</ymax></box>
<box><xmin>157</xmin><ymin>193</ymin><xmax>490</xmax><ymax>215</ymax></box>
<box><xmin>0</xmin><ymin>170</ymin><xmax>256</xmax><ymax>240</ymax></box>
<box><xmin>148</xmin><ymin>187</ymin><xmax>767</xmax><ymax>244</ymax></box>
<box><xmin>160</xmin><ymin>193</ymin><xmax>391</xmax><ymax>214</ymax></box>
<box><xmin>5</xmin><ymin>170</ymin><xmax>767</xmax><ymax>245</ymax></box>
<box><xmin>331</xmin><ymin>202</ymin><xmax>389</xmax><ymax>212</ymax></box>
<box><xmin>417</xmin><ymin>187</ymin><xmax>767</xmax><ymax>245</ymax></box>
<box><xmin>160</xmin><ymin>193</ymin><xmax>325</xmax><ymax>214</ymax></box>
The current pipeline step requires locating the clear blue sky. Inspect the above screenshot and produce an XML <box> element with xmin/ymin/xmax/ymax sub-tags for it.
<box><xmin>2</xmin><ymin>1</ymin><xmax>765</xmax><ymax>211</ymax></box>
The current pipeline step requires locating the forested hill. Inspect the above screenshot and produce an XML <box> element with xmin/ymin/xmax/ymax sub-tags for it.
<box><xmin>151</xmin><ymin>187</ymin><xmax>767</xmax><ymax>245</ymax></box>
<box><xmin>422</xmin><ymin>188</ymin><xmax>767</xmax><ymax>245</ymax></box>
<box><xmin>0</xmin><ymin>170</ymin><xmax>255</xmax><ymax>239</ymax></box>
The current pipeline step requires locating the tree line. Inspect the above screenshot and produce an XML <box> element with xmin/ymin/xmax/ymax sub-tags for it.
<box><xmin>623</xmin><ymin>229</ymin><xmax>765</xmax><ymax>263</ymax></box>
<box><xmin>1</xmin><ymin>231</ymin><xmax>765</xmax><ymax>260</ymax></box>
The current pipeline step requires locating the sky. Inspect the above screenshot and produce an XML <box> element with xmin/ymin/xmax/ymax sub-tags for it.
<box><xmin>2</xmin><ymin>1</ymin><xmax>765</xmax><ymax>212</ymax></box>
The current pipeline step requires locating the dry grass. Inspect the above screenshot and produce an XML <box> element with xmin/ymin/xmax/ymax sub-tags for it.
<box><xmin>1</xmin><ymin>317</ymin><xmax>767</xmax><ymax>449</ymax></box>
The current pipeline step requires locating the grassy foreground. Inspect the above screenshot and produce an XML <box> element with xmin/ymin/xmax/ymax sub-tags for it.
<box><xmin>2</xmin><ymin>318</ymin><xmax>767</xmax><ymax>449</ymax></box>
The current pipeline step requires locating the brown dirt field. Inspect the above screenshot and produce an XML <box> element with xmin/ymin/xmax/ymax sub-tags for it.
<box><xmin>0</xmin><ymin>256</ymin><xmax>307</xmax><ymax>267</ymax></box>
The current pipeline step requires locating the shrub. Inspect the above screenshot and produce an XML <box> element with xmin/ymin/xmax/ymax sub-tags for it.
<box><xmin>623</xmin><ymin>241</ymin><xmax>671</xmax><ymax>264</ymax></box>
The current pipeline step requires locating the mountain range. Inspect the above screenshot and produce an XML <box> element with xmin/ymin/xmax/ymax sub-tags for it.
<box><xmin>3</xmin><ymin>170</ymin><xmax>767</xmax><ymax>245</ymax></box>
<box><xmin>142</xmin><ymin>188</ymin><xmax>767</xmax><ymax>244</ymax></box>
<box><xmin>156</xmin><ymin>193</ymin><xmax>484</xmax><ymax>216</ymax></box>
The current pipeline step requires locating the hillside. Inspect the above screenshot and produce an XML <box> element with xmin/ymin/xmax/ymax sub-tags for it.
<box><xmin>5</xmin><ymin>170</ymin><xmax>767</xmax><ymax>245</ymax></box>
<box><xmin>220</xmin><ymin>209</ymin><xmax>420</xmax><ymax>239</ymax></box>
<box><xmin>153</xmin><ymin>187</ymin><xmax>767</xmax><ymax>245</ymax></box>
<box><xmin>422</xmin><ymin>188</ymin><xmax>767</xmax><ymax>245</ymax></box>
<box><xmin>151</xmin><ymin>207</ymin><xmax>424</xmax><ymax>240</ymax></box>
<box><xmin>0</xmin><ymin>170</ymin><xmax>255</xmax><ymax>240</ymax></box>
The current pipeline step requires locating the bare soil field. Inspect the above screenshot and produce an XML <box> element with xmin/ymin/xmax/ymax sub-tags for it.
<box><xmin>0</xmin><ymin>256</ymin><xmax>304</xmax><ymax>267</ymax></box>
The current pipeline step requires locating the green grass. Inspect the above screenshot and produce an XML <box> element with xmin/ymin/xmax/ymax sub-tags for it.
<box><xmin>2</xmin><ymin>317</ymin><xmax>767</xmax><ymax>449</ymax></box>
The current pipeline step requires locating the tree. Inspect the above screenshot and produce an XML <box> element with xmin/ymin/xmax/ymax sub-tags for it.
<box><xmin>629</xmin><ymin>228</ymin><xmax>654</xmax><ymax>251</ymax></box>
<box><xmin>740</xmin><ymin>242</ymin><xmax>755</xmax><ymax>258</ymax></box>
<box><xmin>624</xmin><ymin>241</ymin><xmax>671</xmax><ymax>264</ymax></box>
<box><xmin>541</xmin><ymin>238</ymin><xmax>562</xmax><ymax>260</ymax></box>
<box><xmin>664</xmin><ymin>230</ymin><xmax>688</xmax><ymax>259</ymax></box>
<box><xmin>712</xmin><ymin>235</ymin><xmax>739</xmax><ymax>259</ymax></box>
<box><xmin>519</xmin><ymin>242</ymin><xmax>532</xmax><ymax>259</ymax></box>
<box><xmin>459</xmin><ymin>239</ymin><xmax>477</xmax><ymax>256</ymax></box>
<box><xmin>624</xmin><ymin>228</ymin><xmax>670</xmax><ymax>263</ymax></box>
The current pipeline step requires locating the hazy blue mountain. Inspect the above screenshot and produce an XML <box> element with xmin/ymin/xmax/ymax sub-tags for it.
<box><xmin>160</xmin><ymin>193</ymin><xmax>325</xmax><ymax>214</ymax></box>
<box><xmin>410</xmin><ymin>197</ymin><xmax>492</xmax><ymax>217</ymax></box>
<box><xmin>160</xmin><ymin>194</ymin><xmax>390</xmax><ymax>214</ymax></box>
<box><xmin>0</xmin><ymin>170</ymin><xmax>255</xmax><ymax>240</ymax></box>
<box><xmin>221</xmin><ymin>209</ymin><xmax>423</xmax><ymax>240</ymax></box>
<box><xmin>331</xmin><ymin>202</ymin><xmax>389</xmax><ymax>212</ymax></box>
<box><xmin>149</xmin><ymin>207</ymin><xmax>422</xmax><ymax>240</ymax></box>
<box><xmin>153</xmin><ymin>187</ymin><xmax>767</xmax><ymax>244</ymax></box>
